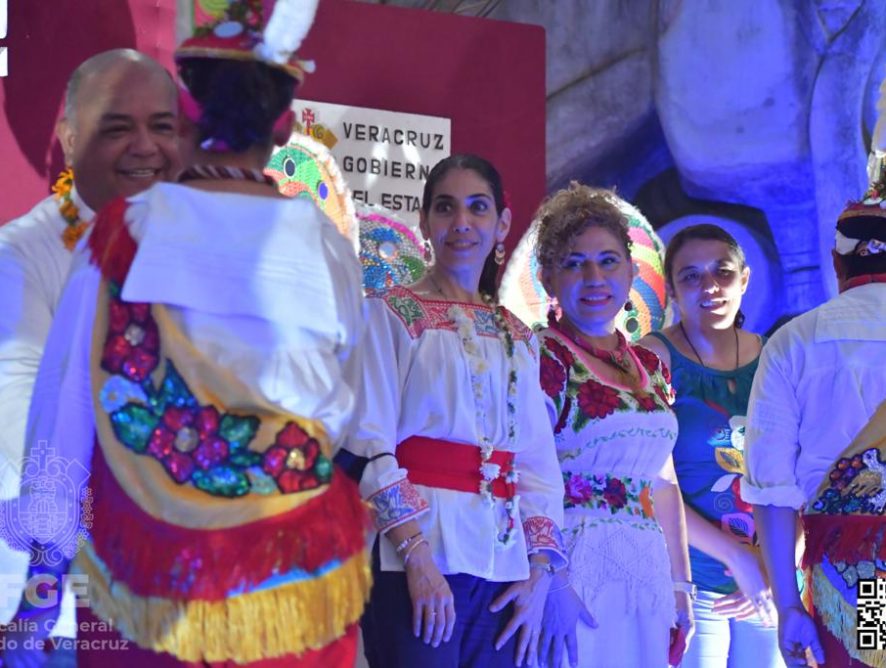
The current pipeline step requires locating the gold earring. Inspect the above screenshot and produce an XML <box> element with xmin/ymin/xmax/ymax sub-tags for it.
<box><xmin>494</xmin><ymin>242</ymin><xmax>506</xmax><ymax>265</ymax></box>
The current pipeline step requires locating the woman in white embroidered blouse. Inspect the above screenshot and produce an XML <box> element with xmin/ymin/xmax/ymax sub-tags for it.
<box><xmin>341</xmin><ymin>154</ymin><xmax>567</xmax><ymax>667</ymax></box>
<box><xmin>532</xmin><ymin>183</ymin><xmax>694</xmax><ymax>668</ymax></box>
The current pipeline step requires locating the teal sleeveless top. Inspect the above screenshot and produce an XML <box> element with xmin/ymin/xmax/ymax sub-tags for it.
<box><xmin>648</xmin><ymin>331</ymin><xmax>763</xmax><ymax>594</ymax></box>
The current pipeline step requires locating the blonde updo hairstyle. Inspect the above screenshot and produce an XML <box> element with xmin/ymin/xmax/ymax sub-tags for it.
<box><xmin>535</xmin><ymin>182</ymin><xmax>633</xmax><ymax>284</ymax></box>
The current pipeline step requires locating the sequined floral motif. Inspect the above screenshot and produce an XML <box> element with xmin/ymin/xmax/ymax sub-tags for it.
<box><xmin>262</xmin><ymin>422</ymin><xmax>333</xmax><ymax>493</ymax></box>
<box><xmin>563</xmin><ymin>471</ymin><xmax>654</xmax><ymax>519</ymax></box>
<box><xmin>101</xmin><ymin>295</ymin><xmax>160</xmax><ymax>382</ymax></box>
<box><xmin>811</xmin><ymin>448</ymin><xmax>886</xmax><ymax>515</ymax></box>
<box><xmin>101</xmin><ymin>286</ymin><xmax>327</xmax><ymax>498</ymax></box>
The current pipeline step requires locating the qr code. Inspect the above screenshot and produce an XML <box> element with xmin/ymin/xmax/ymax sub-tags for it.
<box><xmin>857</xmin><ymin>579</ymin><xmax>886</xmax><ymax>650</ymax></box>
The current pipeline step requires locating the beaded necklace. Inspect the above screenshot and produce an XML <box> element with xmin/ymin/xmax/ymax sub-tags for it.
<box><xmin>178</xmin><ymin>164</ymin><xmax>278</xmax><ymax>188</ymax></box>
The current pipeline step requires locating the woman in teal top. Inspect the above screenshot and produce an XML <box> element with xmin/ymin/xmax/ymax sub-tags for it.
<box><xmin>640</xmin><ymin>224</ymin><xmax>783</xmax><ymax>668</ymax></box>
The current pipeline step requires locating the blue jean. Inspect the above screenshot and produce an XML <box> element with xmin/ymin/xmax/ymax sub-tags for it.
<box><xmin>678</xmin><ymin>589</ymin><xmax>783</xmax><ymax>668</ymax></box>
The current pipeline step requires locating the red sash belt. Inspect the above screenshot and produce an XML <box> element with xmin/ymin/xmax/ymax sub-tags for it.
<box><xmin>397</xmin><ymin>435</ymin><xmax>515</xmax><ymax>499</ymax></box>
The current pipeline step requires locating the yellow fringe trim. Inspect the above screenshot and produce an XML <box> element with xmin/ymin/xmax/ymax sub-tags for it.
<box><xmin>74</xmin><ymin>543</ymin><xmax>371</xmax><ymax>663</ymax></box>
<box><xmin>810</xmin><ymin>563</ymin><xmax>885</xmax><ymax>667</ymax></box>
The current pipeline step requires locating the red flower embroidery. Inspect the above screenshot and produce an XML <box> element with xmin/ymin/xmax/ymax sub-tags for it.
<box><xmin>636</xmin><ymin>392</ymin><xmax>658</xmax><ymax>412</ymax></box>
<box><xmin>540</xmin><ymin>354</ymin><xmax>567</xmax><ymax>398</ymax></box>
<box><xmin>603</xmin><ymin>478</ymin><xmax>628</xmax><ymax>510</ymax></box>
<box><xmin>731</xmin><ymin>476</ymin><xmax>753</xmax><ymax>513</ymax></box>
<box><xmin>633</xmin><ymin>345</ymin><xmax>661</xmax><ymax>376</ymax></box>
<box><xmin>554</xmin><ymin>395</ymin><xmax>571</xmax><ymax>435</ymax></box>
<box><xmin>101</xmin><ymin>298</ymin><xmax>160</xmax><ymax>382</ymax></box>
<box><xmin>263</xmin><ymin>422</ymin><xmax>323</xmax><ymax>494</ymax></box>
<box><xmin>576</xmin><ymin>378</ymin><xmax>621</xmax><ymax>419</ymax></box>
<box><xmin>147</xmin><ymin>405</ymin><xmax>230</xmax><ymax>483</ymax></box>
<box><xmin>544</xmin><ymin>336</ymin><xmax>575</xmax><ymax>369</ymax></box>
<box><xmin>565</xmin><ymin>473</ymin><xmax>594</xmax><ymax>505</ymax></box>
<box><xmin>654</xmin><ymin>382</ymin><xmax>671</xmax><ymax>405</ymax></box>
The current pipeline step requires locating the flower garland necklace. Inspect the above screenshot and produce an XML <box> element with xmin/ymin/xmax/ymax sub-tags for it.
<box><xmin>52</xmin><ymin>168</ymin><xmax>90</xmax><ymax>251</ymax></box>
<box><xmin>447</xmin><ymin>297</ymin><xmax>521</xmax><ymax>549</ymax></box>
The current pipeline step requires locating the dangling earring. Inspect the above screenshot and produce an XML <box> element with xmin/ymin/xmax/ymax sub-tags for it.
<box><xmin>494</xmin><ymin>242</ymin><xmax>506</xmax><ymax>266</ymax></box>
<box><xmin>624</xmin><ymin>299</ymin><xmax>635</xmax><ymax>312</ymax></box>
<box><xmin>423</xmin><ymin>239</ymin><xmax>433</xmax><ymax>263</ymax></box>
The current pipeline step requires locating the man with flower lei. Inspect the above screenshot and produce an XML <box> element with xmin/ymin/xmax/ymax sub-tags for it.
<box><xmin>743</xmin><ymin>167</ymin><xmax>886</xmax><ymax>667</ymax></box>
<box><xmin>0</xmin><ymin>49</ymin><xmax>179</xmax><ymax>638</ymax></box>
<box><xmin>339</xmin><ymin>154</ymin><xmax>567</xmax><ymax>667</ymax></box>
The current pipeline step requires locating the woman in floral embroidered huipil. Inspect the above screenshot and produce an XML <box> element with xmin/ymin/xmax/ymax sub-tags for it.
<box><xmin>533</xmin><ymin>183</ymin><xmax>693</xmax><ymax>668</ymax></box>
<box><xmin>639</xmin><ymin>224</ymin><xmax>780</xmax><ymax>668</ymax></box>
<box><xmin>341</xmin><ymin>155</ymin><xmax>567</xmax><ymax>667</ymax></box>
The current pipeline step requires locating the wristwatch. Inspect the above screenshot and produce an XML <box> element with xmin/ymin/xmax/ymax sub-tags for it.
<box><xmin>673</xmin><ymin>580</ymin><xmax>697</xmax><ymax>601</ymax></box>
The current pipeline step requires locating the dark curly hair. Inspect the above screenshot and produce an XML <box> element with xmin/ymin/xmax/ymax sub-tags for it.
<box><xmin>178</xmin><ymin>58</ymin><xmax>296</xmax><ymax>153</ymax></box>
<box><xmin>534</xmin><ymin>182</ymin><xmax>632</xmax><ymax>273</ymax></box>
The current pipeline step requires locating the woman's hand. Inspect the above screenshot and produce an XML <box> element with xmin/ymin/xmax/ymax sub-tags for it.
<box><xmin>490</xmin><ymin>566</ymin><xmax>553</xmax><ymax>667</ymax></box>
<box><xmin>777</xmin><ymin>606</ymin><xmax>824</xmax><ymax>667</ymax></box>
<box><xmin>403</xmin><ymin>542</ymin><xmax>456</xmax><ymax>647</ymax></box>
<box><xmin>674</xmin><ymin>590</ymin><xmax>695</xmax><ymax>654</ymax></box>
<box><xmin>720</xmin><ymin>542</ymin><xmax>777</xmax><ymax>626</ymax></box>
<box><xmin>538</xmin><ymin>576</ymin><xmax>596</xmax><ymax>668</ymax></box>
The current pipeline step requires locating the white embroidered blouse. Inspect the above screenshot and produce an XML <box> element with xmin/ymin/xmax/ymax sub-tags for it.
<box><xmin>345</xmin><ymin>285</ymin><xmax>567</xmax><ymax>581</ymax></box>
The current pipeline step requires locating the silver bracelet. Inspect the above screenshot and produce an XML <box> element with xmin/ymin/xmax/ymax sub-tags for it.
<box><xmin>548</xmin><ymin>581</ymin><xmax>571</xmax><ymax>593</ymax></box>
<box><xmin>402</xmin><ymin>538</ymin><xmax>429</xmax><ymax>567</ymax></box>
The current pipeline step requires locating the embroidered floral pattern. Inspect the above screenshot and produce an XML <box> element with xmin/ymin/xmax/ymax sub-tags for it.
<box><xmin>101</xmin><ymin>285</ymin><xmax>330</xmax><ymax>498</ymax></box>
<box><xmin>540</xmin><ymin>330</ymin><xmax>673</xmax><ymax>435</ymax></box>
<box><xmin>368</xmin><ymin>478</ymin><xmax>430</xmax><ymax>532</ymax></box>
<box><xmin>543</xmin><ymin>336</ymin><xmax>575</xmax><ymax>369</ymax></box>
<box><xmin>576</xmin><ymin>378</ymin><xmax>624</xmax><ymax>420</ymax></box>
<box><xmin>377</xmin><ymin>285</ymin><xmax>533</xmax><ymax>347</ymax></box>
<box><xmin>811</xmin><ymin>448</ymin><xmax>886</xmax><ymax>515</ymax></box>
<box><xmin>540</xmin><ymin>354</ymin><xmax>567</xmax><ymax>399</ymax></box>
<box><xmin>523</xmin><ymin>516</ymin><xmax>566</xmax><ymax>564</ymax></box>
<box><xmin>386</xmin><ymin>293</ymin><xmax>424</xmax><ymax>327</ymax></box>
<box><xmin>563</xmin><ymin>471</ymin><xmax>654</xmax><ymax>519</ymax></box>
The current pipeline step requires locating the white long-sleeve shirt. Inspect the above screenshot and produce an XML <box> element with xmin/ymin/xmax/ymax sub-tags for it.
<box><xmin>346</xmin><ymin>286</ymin><xmax>566</xmax><ymax>581</ymax></box>
<box><xmin>0</xmin><ymin>191</ymin><xmax>93</xmax><ymax>631</ymax></box>
<box><xmin>742</xmin><ymin>283</ymin><xmax>886</xmax><ymax>509</ymax></box>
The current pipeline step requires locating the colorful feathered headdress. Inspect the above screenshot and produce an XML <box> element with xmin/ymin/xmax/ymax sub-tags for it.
<box><xmin>175</xmin><ymin>0</ymin><xmax>319</xmax><ymax>82</ymax></box>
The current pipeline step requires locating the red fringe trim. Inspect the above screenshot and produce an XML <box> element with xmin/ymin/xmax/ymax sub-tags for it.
<box><xmin>88</xmin><ymin>197</ymin><xmax>137</xmax><ymax>284</ymax></box>
<box><xmin>802</xmin><ymin>513</ymin><xmax>886</xmax><ymax>566</ymax></box>
<box><xmin>89</xmin><ymin>443</ymin><xmax>369</xmax><ymax>602</ymax></box>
